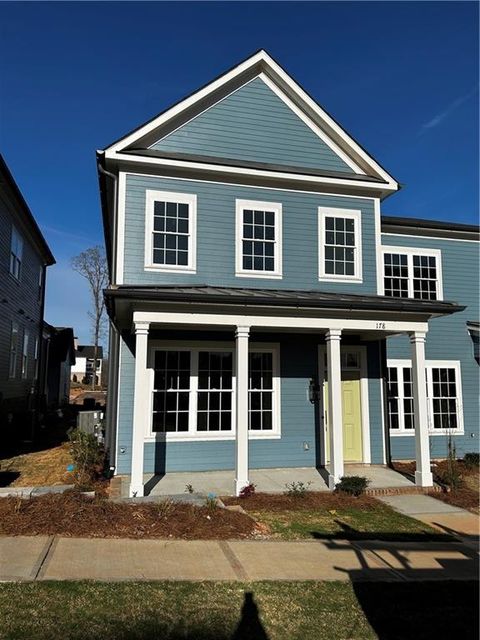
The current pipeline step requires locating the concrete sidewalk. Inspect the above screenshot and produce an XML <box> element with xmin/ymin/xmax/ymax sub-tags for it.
<box><xmin>0</xmin><ymin>535</ymin><xmax>477</xmax><ymax>583</ymax></box>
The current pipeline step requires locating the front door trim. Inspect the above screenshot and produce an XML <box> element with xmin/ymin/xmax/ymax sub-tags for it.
<box><xmin>318</xmin><ymin>344</ymin><xmax>371</xmax><ymax>466</ymax></box>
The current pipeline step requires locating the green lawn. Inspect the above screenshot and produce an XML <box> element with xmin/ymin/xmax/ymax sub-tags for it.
<box><xmin>0</xmin><ymin>581</ymin><xmax>476</xmax><ymax>640</ymax></box>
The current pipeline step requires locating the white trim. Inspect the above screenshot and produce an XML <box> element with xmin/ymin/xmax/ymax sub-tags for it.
<box><xmin>318</xmin><ymin>207</ymin><xmax>363</xmax><ymax>283</ymax></box>
<box><xmin>122</xmin><ymin>170</ymin><xmax>379</xmax><ymax>200</ymax></box>
<box><xmin>380</xmin><ymin>245</ymin><xmax>444</xmax><ymax>300</ymax></box>
<box><xmin>235</xmin><ymin>198</ymin><xmax>283</xmax><ymax>279</ymax></box>
<box><xmin>144</xmin><ymin>189</ymin><xmax>197</xmax><ymax>273</ymax></box>
<box><xmin>386</xmin><ymin>358</ymin><xmax>464</xmax><ymax>435</ymax></box>
<box><xmin>115</xmin><ymin>171</ymin><xmax>126</xmax><ymax>285</ymax></box>
<box><xmin>145</xmin><ymin>340</ymin><xmax>281</xmax><ymax>442</ymax></box>
<box><xmin>103</xmin><ymin>51</ymin><xmax>398</xmax><ymax>189</ymax></box>
<box><xmin>318</xmin><ymin>345</ymin><xmax>370</xmax><ymax>464</ymax></box>
<box><xmin>382</xmin><ymin>232</ymin><xmax>479</xmax><ymax>244</ymax></box>
<box><xmin>374</xmin><ymin>199</ymin><xmax>383</xmax><ymax>295</ymax></box>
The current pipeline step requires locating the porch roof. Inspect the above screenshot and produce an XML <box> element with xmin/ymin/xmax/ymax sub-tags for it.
<box><xmin>105</xmin><ymin>284</ymin><xmax>464</xmax><ymax>317</ymax></box>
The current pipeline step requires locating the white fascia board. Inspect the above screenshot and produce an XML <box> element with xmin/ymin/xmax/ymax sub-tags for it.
<box><xmin>103</xmin><ymin>151</ymin><xmax>395</xmax><ymax>194</ymax></box>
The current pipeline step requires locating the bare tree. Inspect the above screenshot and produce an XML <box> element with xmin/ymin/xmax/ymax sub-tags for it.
<box><xmin>72</xmin><ymin>246</ymin><xmax>108</xmax><ymax>390</ymax></box>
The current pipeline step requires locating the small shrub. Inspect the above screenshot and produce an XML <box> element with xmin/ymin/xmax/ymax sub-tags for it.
<box><xmin>156</xmin><ymin>499</ymin><xmax>174</xmax><ymax>519</ymax></box>
<box><xmin>68</xmin><ymin>428</ymin><xmax>105</xmax><ymax>489</ymax></box>
<box><xmin>204</xmin><ymin>493</ymin><xmax>218</xmax><ymax>512</ymax></box>
<box><xmin>184</xmin><ymin>484</ymin><xmax>194</xmax><ymax>494</ymax></box>
<box><xmin>442</xmin><ymin>435</ymin><xmax>463</xmax><ymax>490</ymax></box>
<box><xmin>335</xmin><ymin>476</ymin><xmax>370</xmax><ymax>496</ymax></box>
<box><xmin>284</xmin><ymin>481</ymin><xmax>312</xmax><ymax>497</ymax></box>
<box><xmin>463</xmin><ymin>452</ymin><xmax>480</xmax><ymax>469</ymax></box>
<box><xmin>239</xmin><ymin>483</ymin><xmax>256</xmax><ymax>498</ymax></box>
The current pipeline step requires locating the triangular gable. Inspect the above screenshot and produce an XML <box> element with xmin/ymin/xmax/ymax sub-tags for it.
<box><xmin>103</xmin><ymin>50</ymin><xmax>398</xmax><ymax>190</ymax></box>
<box><xmin>150</xmin><ymin>76</ymin><xmax>353</xmax><ymax>173</ymax></box>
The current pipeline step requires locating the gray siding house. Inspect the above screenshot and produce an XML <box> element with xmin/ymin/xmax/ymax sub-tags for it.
<box><xmin>98</xmin><ymin>51</ymin><xmax>479</xmax><ymax>497</ymax></box>
<box><xmin>0</xmin><ymin>155</ymin><xmax>55</xmax><ymax>445</ymax></box>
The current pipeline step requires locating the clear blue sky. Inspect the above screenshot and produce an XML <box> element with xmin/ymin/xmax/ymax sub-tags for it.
<box><xmin>0</xmin><ymin>1</ymin><xmax>478</xmax><ymax>344</ymax></box>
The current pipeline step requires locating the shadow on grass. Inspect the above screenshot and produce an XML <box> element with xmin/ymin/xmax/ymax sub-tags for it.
<box><xmin>308</xmin><ymin>518</ymin><xmax>455</xmax><ymax>542</ymax></box>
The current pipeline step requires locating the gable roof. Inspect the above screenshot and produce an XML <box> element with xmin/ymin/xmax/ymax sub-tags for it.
<box><xmin>100</xmin><ymin>50</ymin><xmax>398</xmax><ymax>193</ymax></box>
<box><xmin>75</xmin><ymin>345</ymin><xmax>104</xmax><ymax>359</ymax></box>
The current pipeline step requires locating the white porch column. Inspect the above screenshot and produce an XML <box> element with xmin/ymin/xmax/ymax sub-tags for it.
<box><xmin>235</xmin><ymin>326</ymin><xmax>250</xmax><ymax>496</ymax></box>
<box><xmin>326</xmin><ymin>329</ymin><xmax>344</xmax><ymax>490</ymax></box>
<box><xmin>129</xmin><ymin>321</ymin><xmax>150</xmax><ymax>497</ymax></box>
<box><xmin>410</xmin><ymin>331</ymin><xmax>433</xmax><ymax>487</ymax></box>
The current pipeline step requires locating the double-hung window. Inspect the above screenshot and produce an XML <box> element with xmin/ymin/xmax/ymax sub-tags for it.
<box><xmin>21</xmin><ymin>331</ymin><xmax>29</xmax><ymax>379</ymax></box>
<box><xmin>149</xmin><ymin>343</ymin><xmax>280</xmax><ymax>439</ymax></box>
<box><xmin>382</xmin><ymin>247</ymin><xmax>442</xmax><ymax>300</ymax></box>
<box><xmin>9</xmin><ymin>322</ymin><xmax>19</xmax><ymax>378</ymax></box>
<box><xmin>318</xmin><ymin>208</ymin><xmax>362</xmax><ymax>281</ymax></box>
<box><xmin>145</xmin><ymin>190</ymin><xmax>196</xmax><ymax>272</ymax></box>
<box><xmin>236</xmin><ymin>200</ymin><xmax>282</xmax><ymax>278</ymax></box>
<box><xmin>387</xmin><ymin>360</ymin><xmax>463</xmax><ymax>434</ymax></box>
<box><xmin>10</xmin><ymin>226</ymin><xmax>23</xmax><ymax>280</ymax></box>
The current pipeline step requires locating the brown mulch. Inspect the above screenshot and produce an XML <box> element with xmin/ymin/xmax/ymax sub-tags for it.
<box><xmin>0</xmin><ymin>492</ymin><xmax>257</xmax><ymax>539</ymax></box>
<box><xmin>223</xmin><ymin>491</ymin><xmax>378</xmax><ymax>512</ymax></box>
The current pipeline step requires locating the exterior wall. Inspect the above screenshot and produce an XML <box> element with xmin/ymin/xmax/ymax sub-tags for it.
<box><xmin>152</xmin><ymin>77</ymin><xmax>352</xmax><ymax>172</ymax></box>
<box><xmin>115</xmin><ymin>331</ymin><xmax>386</xmax><ymax>475</ymax></box>
<box><xmin>383</xmin><ymin>233</ymin><xmax>480</xmax><ymax>459</ymax></box>
<box><xmin>122</xmin><ymin>173</ymin><xmax>378</xmax><ymax>294</ymax></box>
<box><xmin>0</xmin><ymin>186</ymin><xmax>44</xmax><ymax>423</ymax></box>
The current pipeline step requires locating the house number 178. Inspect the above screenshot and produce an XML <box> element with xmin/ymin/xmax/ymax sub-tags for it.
<box><xmin>376</xmin><ymin>322</ymin><xmax>386</xmax><ymax>329</ymax></box>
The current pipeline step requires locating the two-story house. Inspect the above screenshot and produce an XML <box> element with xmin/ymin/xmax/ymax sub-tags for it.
<box><xmin>98</xmin><ymin>51</ymin><xmax>479</xmax><ymax>497</ymax></box>
<box><xmin>0</xmin><ymin>155</ymin><xmax>56</xmax><ymax>446</ymax></box>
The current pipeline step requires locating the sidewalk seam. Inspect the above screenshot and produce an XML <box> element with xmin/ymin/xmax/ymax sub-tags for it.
<box><xmin>32</xmin><ymin>536</ymin><xmax>57</xmax><ymax>581</ymax></box>
<box><xmin>350</xmin><ymin>541</ymin><xmax>408</xmax><ymax>582</ymax></box>
<box><xmin>218</xmin><ymin>541</ymin><xmax>248</xmax><ymax>581</ymax></box>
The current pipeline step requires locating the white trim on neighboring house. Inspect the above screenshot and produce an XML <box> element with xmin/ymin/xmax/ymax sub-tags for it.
<box><xmin>381</xmin><ymin>232</ymin><xmax>478</xmax><ymax>244</ymax></box>
<box><xmin>374</xmin><ymin>199</ymin><xmax>383</xmax><ymax>295</ymax></box>
<box><xmin>145</xmin><ymin>340</ymin><xmax>281</xmax><ymax>442</ymax></box>
<box><xmin>115</xmin><ymin>171</ymin><xmax>126</xmax><ymax>285</ymax></box>
<box><xmin>235</xmin><ymin>199</ymin><xmax>283</xmax><ymax>279</ymax></box>
<box><xmin>380</xmin><ymin>245</ymin><xmax>443</xmax><ymax>300</ymax></box>
<box><xmin>102</xmin><ymin>51</ymin><xmax>398</xmax><ymax>190</ymax></box>
<box><xmin>318</xmin><ymin>345</ymin><xmax>371</xmax><ymax>465</ymax></box>
<box><xmin>318</xmin><ymin>207</ymin><xmax>362</xmax><ymax>283</ymax></box>
<box><xmin>144</xmin><ymin>189</ymin><xmax>197</xmax><ymax>273</ymax></box>
<box><xmin>386</xmin><ymin>358</ymin><xmax>464</xmax><ymax>435</ymax></box>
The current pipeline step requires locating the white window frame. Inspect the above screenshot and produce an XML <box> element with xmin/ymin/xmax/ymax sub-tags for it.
<box><xmin>146</xmin><ymin>341</ymin><xmax>281</xmax><ymax>441</ymax></box>
<box><xmin>381</xmin><ymin>246</ymin><xmax>443</xmax><ymax>300</ymax></box>
<box><xmin>144</xmin><ymin>189</ymin><xmax>197</xmax><ymax>273</ymax></box>
<box><xmin>21</xmin><ymin>330</ymin><xmax>30</xmax><ymax>379</ymax></box>
<box><xmin>10</xmin><ymin>226</ymin><xmax>23</xmax><ymax>280</ymax></box>
<box><xmin>387</xmin><ymin>359</ymin><xmax>464</xmax><ymax>435</ymax></box>
<box><xmin>9</xmin><ymin>322</ymin><xmax>19</xmax><ymax>379</ymax></box>
<box><xmin>318</xmin><ymin>207</ymin><xmax>362</xmax><ymax>283</ymax></box>
<box><xmin>235</xmin><ymin>199</ymin><xmax>283</xmax><ymax>279</ymax></box>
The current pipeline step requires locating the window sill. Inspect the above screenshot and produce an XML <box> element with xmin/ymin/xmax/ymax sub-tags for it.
<box><xmin>319</xmin><ymin>275</ymin><xmax>363</xmax><ymax>284</ymax></box>
<box><xmin>389</xmin><ymin>430</ymin><xmax>465</xmax><ymax>437</ymax></box>
<box><xmin>145</xmin><ymin>432</ymin><xmax>281</xmax><ymax>443</ymax></box>
<box><xmin>235</xmin><ymin>271</ymin><xmax>283</xmax><ymax>280</ymax></box>
<box><xmin>144</xmin><ymin>264</ymin><xmax>196</xmax><ymax>274</ymax></box>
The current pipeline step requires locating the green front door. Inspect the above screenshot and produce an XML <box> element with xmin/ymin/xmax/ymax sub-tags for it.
<box><xmin>324</xmin><ymin>370</ymin><xmax>363</xmax><ymax>463</ymax></box>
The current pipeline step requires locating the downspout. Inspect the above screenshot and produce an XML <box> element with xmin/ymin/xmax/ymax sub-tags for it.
<box><xmin>380</xmin><ymin>338</ymin><xmax>392</xmax><ymax>468</ymax></box>
<box><xmin>34</xmin><ymin>265</ymin><xmax>48</xmax><ymax>440</ymax></box>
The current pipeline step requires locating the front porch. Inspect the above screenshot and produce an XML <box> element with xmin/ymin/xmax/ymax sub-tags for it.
<box><xmin>116</xmin><ymin>464</ymin><xmax>418</xmax><ymax>498</ymax></box>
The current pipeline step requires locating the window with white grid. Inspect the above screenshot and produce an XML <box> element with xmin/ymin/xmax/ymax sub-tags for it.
<box><xmin>382</xmin><ymin>248</ymin><xmax>442</xmax><ymax>300</ymax></box>
<box><xmin>431</xmin><ymin>367</ymin><xmax>459</xmax><ymax>430</ymax></box>
<box><xmin>318</xmin><ymin>208</ymin><xmax>362</xmax><ymax>281</ymax></box>
<box><xmin>236</xmin><ymin>200</ymin><xmax>282</xmax><ymax>278</ymax></box>
<box><xmin>197</xmin><ymin>351</ymin><xmax>233</xmax><ymax>432</ymax></box>
<box><xmin>145</xmin><ymin>190</ymin><xmax>196</xmax><ymax>272</ymax></box>
<box><xmin>248</xmin><ymin>352</ymin><xmax>274</xmax><ymax>431</ymax></box>
<box><xmin>152</xmin><ymin>350</ymin><xmax>191</xmax><ymax>433</ymax></box>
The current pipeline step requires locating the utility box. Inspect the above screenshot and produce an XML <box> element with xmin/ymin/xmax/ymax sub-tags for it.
<box><xmin>77</xmin><ymin>410</ymin><xmax>104</xmax><ymax>443</ymax></box>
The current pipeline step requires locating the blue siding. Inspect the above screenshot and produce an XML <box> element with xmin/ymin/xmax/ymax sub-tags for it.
<box><xmin>383</xmin><ymin>234</ymin><xmax>480</xmax><ymax>459</ymax></box>
<box><xmin>123</xmin><ymin>174</ymin><xmax>377</xmax><ymax>293</ymax></box>
<box><xmin>152</xmin><ymin>77</ymin><xmax>352</xmax><ymax>172</ymax></box>
<box><xmin>366</xmin><ymin>341</ymin><xmax>385</xmax><ymax>465</ymax></box>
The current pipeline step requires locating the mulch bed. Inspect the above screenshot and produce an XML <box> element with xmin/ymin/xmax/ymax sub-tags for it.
<box><xmin>0</xmin><ymin>491</ymin><xmax>258</xmax><ymax>539</ymax></box>
<box><xmin>223</xmin><ymin>491</ymin><xmax>379</xmax><ymax>512</ymax></box>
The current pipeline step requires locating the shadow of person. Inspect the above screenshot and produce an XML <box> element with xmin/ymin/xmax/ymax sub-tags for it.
<box><xmin>231</xmin><ymin>592</ymin><xmax>269</xmax><ymax>640</ymax></box>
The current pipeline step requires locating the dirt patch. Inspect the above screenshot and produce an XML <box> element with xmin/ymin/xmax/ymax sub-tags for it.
<box><xmin>223</xmin><ymin>491</ymin><xmax>379</xmax><ymax>512</ymax></box>
<box><xmin>0</xmin><ymin>445</ymin><xmax>74</xmax><ymax>487</ymax></box>
<box><xmin>0</xmin><ymin>492</ymin><xmax>258</xmax><ymax>539</ymax></box>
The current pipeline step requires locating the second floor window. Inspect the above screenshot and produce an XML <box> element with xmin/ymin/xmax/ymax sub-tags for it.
<box><xmin>236</xmin><ymin>199</ymin><xmax>282</xmax><ymax>278</ymax></box>
<box><xmin>10</xmin><ymin>226</ymin><xmax>23</xmax><ymax>280</ymax></box>
<box><xmin>318</xmin><ymin>208</ymin><xmax>362</xmax><ymax>281</ymax></box>
<box><xmin>382</xmin><ymin>248</ymin><xmax>442</xmax><ymax>300</ymax></box>
<box><xmin>145</xmin><ymin>190</ymin><xmax>196</xmax><ymax>272</ymax></box>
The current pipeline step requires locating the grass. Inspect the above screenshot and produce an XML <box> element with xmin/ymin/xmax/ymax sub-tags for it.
<box><xmin>0</xmin><ymin>444</ymin><xmax>74</xmax><ymax>487</ymax></box>
<box><xmin>0</xmin><ymin>580</ymin><xmax>477</xmax><ymax>640</ymax></box>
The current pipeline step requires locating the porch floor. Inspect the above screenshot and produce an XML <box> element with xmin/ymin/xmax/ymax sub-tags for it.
<box><xmin>131</xmin><ymin>465</ymin><xmax>415</xmax><ymax>498</ymax></box>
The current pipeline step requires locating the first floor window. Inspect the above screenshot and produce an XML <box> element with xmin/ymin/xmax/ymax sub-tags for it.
<box><xmin>150</xmin><ymin>345</ymin><xmax>279</xmax><ymax>437</ymax></box>
<box><xmin>9</xmin><ymin>322</ymin><xmax>19</xmax><ymax>378</ymax></box>
<box><xmin>387</xmin><ymin>361</ymin><xmax>462</xmax><ymax>433</ymax></box>
<box><xmin>21</xmin><ymin>331</ymin><xmax>29</xmax><ymax>379</ymax></box>
<box><xmin>236</xmin><ymin>200</ymin><xmax>282</xmax><ymax>277</ymax></box>
<box><xmin>382</xmin><ymin>248</ymin><xmax>442</xmax><ymax>301</ymax></box>
<box><xmin>318</xmin><ymin>208</ymin><xmax>361</xmax><ymax>281</ymax></box>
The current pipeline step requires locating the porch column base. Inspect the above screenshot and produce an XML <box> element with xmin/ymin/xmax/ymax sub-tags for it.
<box><xmin>414</xmin><ymin>470</ymin><xmax>433</xmax><ymax>487</ymax></box>
<box><xmin>328</xmin><ymin>473</ymin><xmax>339</xmax><ymax>491</ymax></box>
<box><xmin>129</xmin><ymin>483</ymin><xmax>145</xmax><ymax>498</ymax></box>
<box><xmin>234</xmin><ymin>477</ymin><xmax>249</xmax><ymax>497</ymax></box>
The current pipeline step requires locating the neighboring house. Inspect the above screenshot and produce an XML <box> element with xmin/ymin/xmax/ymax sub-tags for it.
<box><xmin>0</xmin><ymin>155</ymin><xmax>55</xmax><ymax>445</ymax></box>
<box><xmin>71</xmin><ymin>344</ymin><xmax>103</xmax><ymax>385</ymax></box>
<box><xmin>40</xmin><ymin>324</ymin><xmax>76</xmax><ymax>408</ymax></box>
<box><xmin>98</xmin><ymin>50</ymin><xmax>479</xmax><ymax>497</ymax></box>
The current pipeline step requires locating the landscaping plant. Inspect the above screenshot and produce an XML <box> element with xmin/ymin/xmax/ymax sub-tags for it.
<box><xmin>440</xmin><ymin>434</ymin><xmax>463</xmax><ymax>490</ymax></box>
<box><xmin>335</xmin><ymin>476</ymin><xmax>369</xmax><ymax>496</ymax></box>
<box><xmin>284</xmin><ymin>481</ymin><xmax>312</xmax><ymax>497</ymax></box>
<box><xmin>67</xmin><ymin>428</ymin><xmax>105</xmax><ymax>489</ymax></box>
<box><xmin>463</xmin><ymin>452</ymin><xmax>480</xmax><ymax>469</ymax></box>
<box><xmin>239</xmin><ymin>482</ymin><xmax>256</xmax><ymax>498</ymax></box>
